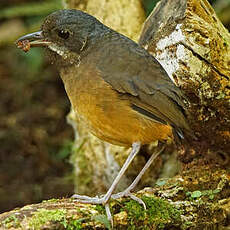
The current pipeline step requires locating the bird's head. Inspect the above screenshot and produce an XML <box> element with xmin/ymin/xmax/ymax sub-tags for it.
<box><xmin>16</xmin><ymin>9</ymin><xmax>108</xmax><ymax>66</ymax></box>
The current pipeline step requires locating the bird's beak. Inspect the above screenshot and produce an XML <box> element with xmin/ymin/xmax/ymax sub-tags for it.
<box><xmin>16</xmin><ymin>31</ymin><xmax>51</xmax><ymax>52</ymax></box>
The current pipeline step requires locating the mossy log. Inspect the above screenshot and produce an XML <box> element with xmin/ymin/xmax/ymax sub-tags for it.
<box><xmin>0</xmin><ymin>167</ymin><xmax>229</xmax><ymax>229</ymax></box>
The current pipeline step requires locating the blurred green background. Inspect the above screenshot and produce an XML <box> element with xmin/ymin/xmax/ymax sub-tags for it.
<box><xmin>0</xmin><ymin>0</ymin><xmax>229</xmax><ymax>213</ymax></box>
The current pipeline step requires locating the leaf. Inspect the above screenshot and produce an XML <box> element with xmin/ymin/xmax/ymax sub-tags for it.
<box><xmin>191</xmin><ymin>191</ymin><xmax>202</xmax><ymax>198</ymax></box>
<box><xmin>213</xmin><ymin>189</ymin><xmax>220</xmax><ymax>194</ymax></box>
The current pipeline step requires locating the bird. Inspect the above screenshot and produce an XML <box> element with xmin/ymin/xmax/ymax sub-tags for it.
<box><xmin>16</xmin><ymin>9</ymin><xmax>190</xmax><ymax>225</ymax></box>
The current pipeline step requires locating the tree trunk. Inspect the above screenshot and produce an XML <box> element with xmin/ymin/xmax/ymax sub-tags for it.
<box><xmin>1</xmin><ymin>0</ymin><xmax>229</xmax><ymax>229</ymax></box>
<box><xmin>139</xmin><ymin>0</ymin><xmax>230</xmax><ymax>165</ymax></box>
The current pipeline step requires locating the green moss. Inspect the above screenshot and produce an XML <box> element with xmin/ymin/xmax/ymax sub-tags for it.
<box><xmin>93</xmin><ymin>205</ymin><xmax>112</xmax><ymax>229</ymax></box>
<box><xmin>94</xmin><ymin>204</ymin><xmax>106</xmax><ymax>215</ymax></box>
<box><xmin>2</xmin><ymin>215</ymin><xmax>21</xmax><ymax>229</ymax></box>
<box><xmin>27</xmin><ymin>206</ymin><xmax>108</xmax><ymax>230</ymax></box>
<box><xmin>182</xmin><ymin>221</ymin><xmax>194</xmax><ymax>228</ymax></box>
<box><xmin>144</xmin><ymin>196</ymin><xmax>182</xmax><ymax>227</ymax></box>
<box><xmin>123</xmin><ymin>196</ymin><xmax>182</xmax><ymax>229</ymax></box>
<box><xmin>123</xmin><ymin>199</ymin><xmax>145</xmax><ymax>224</ymax></box>
<box><xmin>186</xmin><ymin>189</ymin><xmax>221</xmax><ymax>200</ymax></box>
<box><xmin>67</xmin><ymin>218</ymin><xmax>84</xmax><ymax>230</ymax></box>
<box><xmin>29</xmin><ymin>208</ymin><xmax>68</xmax><ymax>230</ymax></box>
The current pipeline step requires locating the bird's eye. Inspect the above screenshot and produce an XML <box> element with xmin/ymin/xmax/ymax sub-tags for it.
<box><xmin>58</xmin><ymin>30</ymin><xmax>70</xmax><ymax>39</ymax></box>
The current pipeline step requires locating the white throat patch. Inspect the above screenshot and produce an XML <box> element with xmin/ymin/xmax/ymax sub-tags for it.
<box><xmin>48</xmin><ymin>43</ymin><xmax>81</xmax><ymax>66</ymax></box>
<box><xmin>48</xmin><ymin>44</ymin><xmax>67</xmax><ymax>57</ymax></box>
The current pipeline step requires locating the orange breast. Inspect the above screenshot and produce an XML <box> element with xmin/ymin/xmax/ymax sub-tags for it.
<box><xmin>60</xmin><ymin>65</ymin><xmax>172</xmax><ymax>146</ymax></box>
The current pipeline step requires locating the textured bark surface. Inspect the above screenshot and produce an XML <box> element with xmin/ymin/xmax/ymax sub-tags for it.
<box><xmin>139</xmin><ymin>0</ymin><xmax>230</xmax><ymax>164</ymax></box>
<box><xmin>0</xmin><ymin>168</ymin><xmax>229</xmax><ymax>229</ymax></box>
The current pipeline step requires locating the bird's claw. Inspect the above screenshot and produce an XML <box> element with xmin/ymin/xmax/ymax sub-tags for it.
<box><xmin>71</xmin><ymin>190</ymin><xmax>146</xmax><ymax>229</ymax></box>
<box><xmin>72</xmin><ymin>194</ymin><xmax>113</xmax><ymax>228</ymax></box>
<box><xmin>72</xmin><ymin>194</ymin><xmax>107</xmax><ymax>204</ymax></box>
<box><xmin>111</xmin><ymin>190</ymin><xmax>146</xmax><ymax>210</ymax></box>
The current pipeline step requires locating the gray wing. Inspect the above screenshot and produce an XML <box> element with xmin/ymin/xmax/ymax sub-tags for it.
<box><xmin>95</xmin><ymin>35</ymin><xmax>189</xmax><ymax>135</ymax></box>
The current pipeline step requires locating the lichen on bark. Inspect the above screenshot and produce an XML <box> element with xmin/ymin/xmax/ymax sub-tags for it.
<box><xmin>0</xmin><ymin>167</ymin><xmax>229</xmax><ymax>229</ymax></box>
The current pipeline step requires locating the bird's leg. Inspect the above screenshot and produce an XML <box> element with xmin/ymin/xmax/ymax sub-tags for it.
<box><xmin>72</xmin><ymin>142</ymin><xmax>141</xmax><ymax>204</ymax></box>
<box><xmin>111</xmin><ymin>144</ymin><xmax>165</xmax><ymax>208</ymax></box>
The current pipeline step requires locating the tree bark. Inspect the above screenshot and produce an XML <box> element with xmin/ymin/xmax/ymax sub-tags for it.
<box><xmin>139</xmin><ymin>0</ymin><xmax>230</xmax><ymax>165</ymax></box>
<box><xmin>1</xmin><ymin>0</ymin><xmax>230</xmax><ymax>229</ymax></box>
<box><xmin>0</xmin><ymin>168</ymin><xmax>229</xmax><ymax>229</ymax></box>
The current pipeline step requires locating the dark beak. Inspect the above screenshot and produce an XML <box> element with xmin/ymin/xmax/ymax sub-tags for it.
<box><xmin>16</xmin><ymin>31</ymin><xmax>51</xmax><ymax>51</ymax></box>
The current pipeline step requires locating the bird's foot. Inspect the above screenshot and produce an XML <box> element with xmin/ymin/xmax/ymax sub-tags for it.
<box><xmin>72</xmin><ymin>194</ymin><xmax>106</xmax><ymax>204</ymax></box>
<box><xmin>71</xmin><ymin>142</ymin><xmax>143</xmax><ymax>228</ymax></box>
<box><xmin>72</xmin><ymin>194</ymin><xmax>113</xmax><ymax>228</ymax></box>
<box><xmin>72</xmin><ymin>191</ymin><xmax>146</xmax><ymax>229</ymax></box>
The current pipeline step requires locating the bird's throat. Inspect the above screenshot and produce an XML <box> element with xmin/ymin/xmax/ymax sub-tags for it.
<box><xmin>47</xmin><ymin>43</ymin><xmax>81</xmax><ymax>67</ymax></box>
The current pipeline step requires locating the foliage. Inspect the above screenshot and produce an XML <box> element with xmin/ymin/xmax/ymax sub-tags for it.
<box><xmin>141</xmin><ymin>0</ymin><xmax>160</xmax><ymax>16</ymax></box>
<box><xmin>0</xmin><ymin>0</ymin><xmax>62</xmax><ymax>19</ymax></box>
<box><xmin>122</xmin><ymin>195</ymin><xmax>182</xmax><ymax>229</ymax></box>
